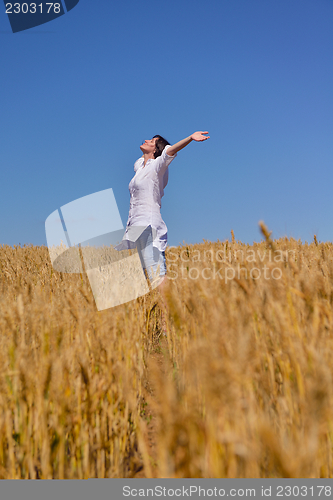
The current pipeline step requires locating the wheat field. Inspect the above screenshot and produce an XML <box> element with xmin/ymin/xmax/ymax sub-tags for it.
<box><xmin>1</xmin><ymin>222</ymin><xmax>333</xmax><ymax>478</ymax></box>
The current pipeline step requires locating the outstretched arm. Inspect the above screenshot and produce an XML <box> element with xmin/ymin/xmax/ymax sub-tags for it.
<box><xmin>167</xmin><ymin>131</ymin><xmax>210</xmax><ymax>156</ymax></box>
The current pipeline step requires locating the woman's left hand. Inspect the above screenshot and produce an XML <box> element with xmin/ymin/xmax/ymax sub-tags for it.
<box><xmin>191</xmin><ymin>131</ymin><xmax>210</xmax><ymax>141</ymax></box>
<box><xmin>166</xmin><ymin>131</ymin><xmax>210</xmax><ymax>156</ymax></box>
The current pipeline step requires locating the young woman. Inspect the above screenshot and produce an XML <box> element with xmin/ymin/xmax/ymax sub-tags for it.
<box><xmin>115</xmin><ymin>131</ymin><xmax>210</xmax><ymax>290</ymax></box>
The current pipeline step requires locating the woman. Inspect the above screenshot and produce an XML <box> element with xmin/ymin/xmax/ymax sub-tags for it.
<box><xmin>115</xmin><ymin>131</ymin><xmax>210</xmax><ymax>290</ymax></box>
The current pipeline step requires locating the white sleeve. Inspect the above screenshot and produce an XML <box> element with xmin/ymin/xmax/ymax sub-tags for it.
<box><xmin>154</xmin><ymin>145</ymin><xmax>177</xmax><ymax>176</ymax></box>
<box><xmin>134</xmin><ymin>158</ymin><xmax>143</xmax><ymax>172</ymax></box>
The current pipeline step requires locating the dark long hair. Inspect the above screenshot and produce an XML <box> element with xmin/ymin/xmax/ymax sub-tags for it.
<box><xmin>153</xmin><ymin>135</ymin><xmax>170</xmax><ymax>159</ymax></box>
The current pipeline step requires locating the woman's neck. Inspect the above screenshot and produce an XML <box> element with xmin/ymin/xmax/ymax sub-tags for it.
<box><xmin>143</xmin><ymin>152</ymin><xmax>155</xmax><ymax>167</ymax></box>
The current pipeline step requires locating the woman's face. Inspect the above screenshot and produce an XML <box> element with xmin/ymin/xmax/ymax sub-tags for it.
<box><xmin>140</xmin><ymin>137</ymin><xmax>157</xmax><ymax>155</ymax></box>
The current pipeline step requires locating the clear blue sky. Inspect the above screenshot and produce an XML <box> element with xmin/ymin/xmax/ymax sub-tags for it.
<box><xmin>1</xmin><ymin>0</ymin><xmax>333</xmax><ymax>247</ymax></box>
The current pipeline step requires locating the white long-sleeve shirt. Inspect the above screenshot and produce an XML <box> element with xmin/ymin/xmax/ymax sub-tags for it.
<box><xmin>114</xmin><ymin>145</ymin><xmax>177</xmax><ymax>253</ymax></box>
